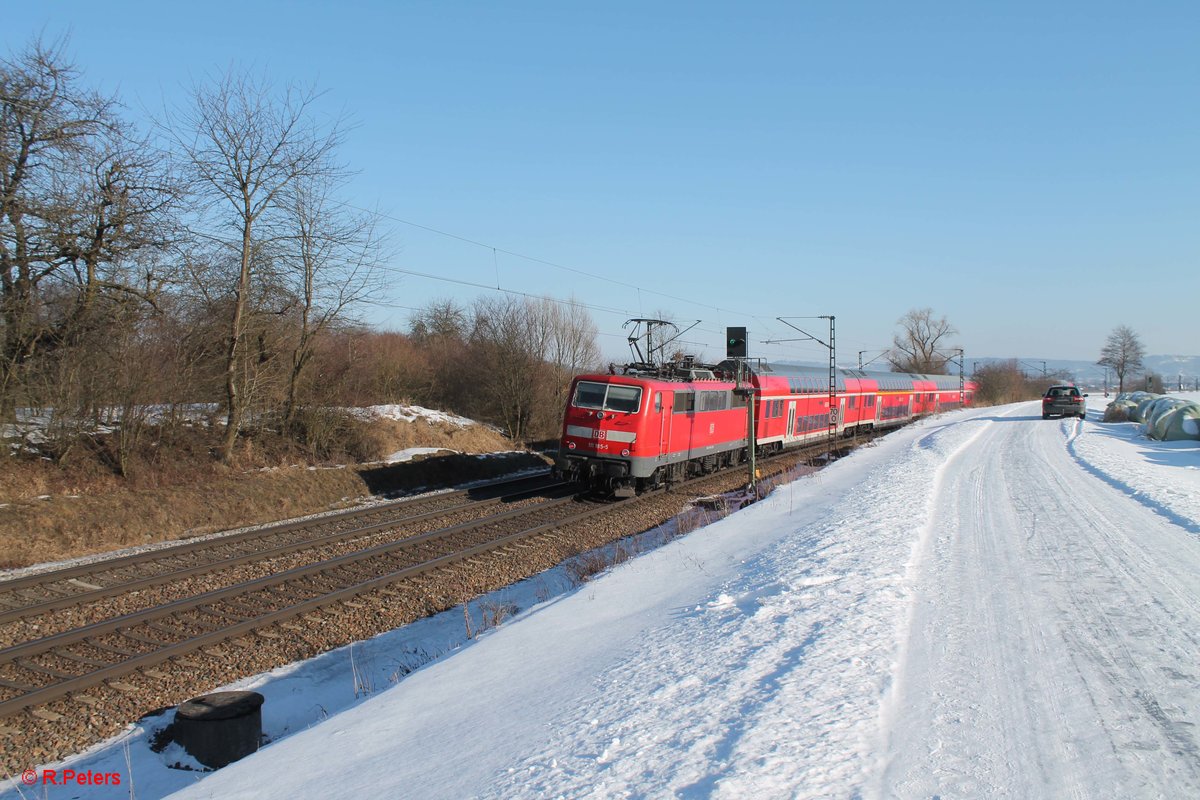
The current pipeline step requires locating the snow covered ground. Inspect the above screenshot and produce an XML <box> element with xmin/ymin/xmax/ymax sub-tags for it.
<box><xmin>4</xmin><ymin>398</ymin><xmax>1199</xmax><ymax>799</ymax></box>
<box><xmin>349</xmin><ymin>404</ymin><xmax>477</xmax><ymax>428</ymax></box>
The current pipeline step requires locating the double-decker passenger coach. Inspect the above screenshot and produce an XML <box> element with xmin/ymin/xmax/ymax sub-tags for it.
<box><xmin>556</xmin><ymin>334</ymin><xmax>974</xmax><ymax>496</ymax></box>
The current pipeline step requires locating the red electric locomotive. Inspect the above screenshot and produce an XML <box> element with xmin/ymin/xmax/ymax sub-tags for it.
<box><xmin>555</xmin><ymin>359</ymin><xmax>975</xmax><ymax>496</ymax></box>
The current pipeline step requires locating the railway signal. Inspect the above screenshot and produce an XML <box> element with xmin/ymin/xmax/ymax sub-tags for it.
<box><xmin>726</xmin><ymin>327</ymin><xmax>747</xmax><ymax>358</ymax></box>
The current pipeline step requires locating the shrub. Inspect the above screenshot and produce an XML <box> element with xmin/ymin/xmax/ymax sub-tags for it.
<box><xmin>286</xmin><ymin>407</ymin><xmax>389</xmax><ymax>463</ymax></box>
<box><xmin>1103</xmin><ymin>404</ymin><xmax>1131</xmax><ymax>423</ymax></box>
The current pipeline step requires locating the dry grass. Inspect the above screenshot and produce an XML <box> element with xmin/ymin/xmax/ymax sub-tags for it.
<box><xmin>1103</xmin><ymin>405</ymin><xmax>1131</xmax><ymax>423</ymax></box>
<box><xmin>368</xmin><ymin>417</ymin><xmax>513</xmax><ymax>454</ymax></box>
<box><xmin>563</xmin><ymin>541</ymin><xmax>638</xmax><ymax>584</ymax></box>
<box><xmin>0</xmin><ymin>415</ymin><xmax>544</xmax><ymax>570</ymax></box>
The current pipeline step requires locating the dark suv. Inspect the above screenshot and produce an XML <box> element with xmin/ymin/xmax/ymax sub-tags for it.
<box><xmin>1042</xmin><ymin>385</ymin><xmax>1087</xmax><ymax>419</ymax></box>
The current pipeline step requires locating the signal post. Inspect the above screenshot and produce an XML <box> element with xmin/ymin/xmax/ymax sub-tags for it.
<box><xmin>727</xmin><ymin>327</ymin><xmax>757</xmax><ymax>494</ymax></box>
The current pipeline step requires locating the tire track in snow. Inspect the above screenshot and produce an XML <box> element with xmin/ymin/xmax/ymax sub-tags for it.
<box><xmin>870</xmin><ymin>409</ymin><xmax>1010</xmax><ymax>798</ymax></box>
<box><xmin>876</xmin><ymin>404</ymin><xmax>1200</xmax><ymax>798</ymax></box>
<box><xmin>1027</xmin><ymin>425</ymin><xmax>1200</xmax><ymax>783</ymax></box>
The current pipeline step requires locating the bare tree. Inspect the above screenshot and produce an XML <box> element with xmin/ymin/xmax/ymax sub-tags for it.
<box><xmin>468</xmin><ymin>296</ymin><xmax>543</xmax><ymax>440</ymax></box>
<box><xmin>165</xmin><ymin>69</ymin><xmax>346</xmax><ymax>462</ymax></box>
<box><xmin>1</xmin><ymin>39</ymin><xmax>177</xmax><ymax>424</ymax></box>
<box><xmin>459</xmin><ymin>295</ymin><xmax>600</xmax><ymax>441</ymax></box>
<box><xmin>409</xmin><ymin>299</ymin><xmax>469</xmax><ymax>341</ymax></box>
<box><xmin>537</xmin><ymin>297</ymin><xmax>600</xmax><ymax>439</ymax></box>
<box><xmin>278</xmin><ymin>174</ymin><xmax>384</xmax><ymax>429</ymax></box>
<box><xmin>543</xmin><ymin>297</ymin><xmax>600</xmax><ymax>375</ymax></box>
<box><xmin>1098</xmin><ymin>324</ymin><xmax>1145</xmax><ymax>392</ymax></box>
<box><xmin>407</xmin><ymin>299</ymin><xmax>470</xmax><ymax>406</ymax></box>
<box><xmin>889</xmin><ymin>308</ymin><xmax>958</xmax><ymax>374</ymax></box>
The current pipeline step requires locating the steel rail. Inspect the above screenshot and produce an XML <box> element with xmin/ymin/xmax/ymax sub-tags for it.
<box><xmin>0</xmin><ymin>491</ymin><xmax>619</xmax><ymax>724</ymax></box>
<box><xmin>0</xmin><ymin>491</ymin><xmax>582</xmax><ymax>669</ymax></box>
<box><xmin>0</xmin><ymin>432</ymin><xmax>886</xmax><ymax>720</ymax></box>
<box><xmin>0</xmin><ymin>472</ymin><xmax>555</xmax><ymax>615</ymax></box>
<box><xmin>0</xmin><ymin>478</ymin><xmax>565</xmax><ymax>625</ymax></box>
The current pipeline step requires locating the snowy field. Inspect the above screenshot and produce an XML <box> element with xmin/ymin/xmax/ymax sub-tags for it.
<box><xmin>4</xmin><ymin>397</ymin><xmax>1199</xmax><ymax>799</ymax></box>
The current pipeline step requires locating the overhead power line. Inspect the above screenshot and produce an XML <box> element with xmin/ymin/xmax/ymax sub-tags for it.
<box><xmin>334</xmin><ymin>200</ymin><xmax>768</xmax><ymax>320</ymax></box>
<box><xmin>183</xmin><ymin>202</ymin><xmax>815</xmax><ymax>352</ymax></box>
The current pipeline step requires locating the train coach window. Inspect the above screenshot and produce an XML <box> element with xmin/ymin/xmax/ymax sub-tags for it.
<box><xmin>573</xmin><ymin>381</ymin><xmax>643</xmax><ymax>413</ymax></box>
<box><xmin>675</xmin><ymin>392</ymin><xmax>696</xmax><ymax>413</ymax></box>
<box><xmin>654</xmin><ymin>392</ymin><xmax>662</xmax><ymax>413</ymax></box>
<box><xmin>699</xmin><ymin>391</ymin><xmax>729</xmax><ymax>412</ymax></box>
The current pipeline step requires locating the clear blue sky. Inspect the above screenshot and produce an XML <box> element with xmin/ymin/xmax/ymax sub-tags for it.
<box><xmin>5</xmin><ymin>1</ymin><xmax>1197</xmax><ymax>364</ymax></box>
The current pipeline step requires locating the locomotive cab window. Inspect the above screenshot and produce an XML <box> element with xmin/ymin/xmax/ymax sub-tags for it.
<box><xmin>573</xmin><ymin>381</ymin><xmax>643</xmax><ymax>413</ymax></box>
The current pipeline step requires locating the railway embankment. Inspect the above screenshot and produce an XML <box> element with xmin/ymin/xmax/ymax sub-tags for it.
<box><xmin>0</xmin><ymin>451</ymin><xmax>815</xmax><ymax>776</ymax></box>
<box><xmin>1</xmin><ymin>411</ymin><xmax>544</xmax><ymax>571</ymax></box>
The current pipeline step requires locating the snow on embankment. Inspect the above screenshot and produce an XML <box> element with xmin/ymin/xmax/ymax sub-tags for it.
<box><xmin>349</xmin><ymin>403</ymin><xmax>517</xmax><ymax>460</ymax></box>
<box><xmin>1071</xmin><ymin>396</ymin><xmax>1200</xmax><ymax>530</ymax></box>
<box><xmin>156</xmin><ymin>408</ymin><xmax>999</xmax><ymax>800</ymax></box>
<box><xmin>7</xmin><ymin>402</ymin><xmax>1198</xmax><ymax>799</ymax></box>
<box><xmin>348</xmin><ymin>404</ymin><xmax>475</xmax><ymax>428</ymax></box>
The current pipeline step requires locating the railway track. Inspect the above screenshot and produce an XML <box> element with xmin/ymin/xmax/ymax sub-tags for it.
<box><xmin>0</xmin><ymin>433</ymin><xmax>871</xmax><ymax>747</ymax></box>
<box><xmin>0</xmin><ymin>472</ymin><xmax>558</xmax><ymax>638</ymax></box>
<box><xmin>0</xmin><ymin>483</ymin><xmax>613</xmax><ymax>719</ymax></box>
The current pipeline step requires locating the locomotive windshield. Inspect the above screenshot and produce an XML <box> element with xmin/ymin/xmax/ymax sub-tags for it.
<box><xmin>573</xmin><ymin>381</ymin><xmax>643</xmax><ymax>413</ymax></box>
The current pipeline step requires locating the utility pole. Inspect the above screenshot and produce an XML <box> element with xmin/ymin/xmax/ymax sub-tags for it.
<box><xmin>775</xmin><ymin>315</ymin><xmax>837</xmax><ymax>444</ymax></box>
<box><xmin>934</xmin><ymin>348</ymin><xmax>966</xmax><ymax>406</ymax></box>
<box><xmin>958</xmin><ymin>349</ymin><xmax>965</xmax><ymax>405</ymax></box>
<box><xmin>744</xmin><ymin>378</ymin><xmax>757</xmax><ymax>493</ymax></box>
<box><xmin>726</xmin><ymin>331</ymin><xmax>758</xmax><ymax>494</ymax></box>
<box><xmin>858</xmin><ymin>349</ymin><xmax>889</xmax><ymax>370</ymax></box>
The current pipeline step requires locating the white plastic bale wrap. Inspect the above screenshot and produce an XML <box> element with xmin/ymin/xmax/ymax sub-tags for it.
<box><xmin>1108</xmin><ymin>392</ymin><xmax>1200</xmax><ymax>441</ymax></box>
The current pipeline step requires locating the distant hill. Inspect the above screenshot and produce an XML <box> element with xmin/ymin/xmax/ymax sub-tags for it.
<box><xmin>969</xmin><ymin>355</ymin><xmax>1200</xmax><ymax>390</ymax></box>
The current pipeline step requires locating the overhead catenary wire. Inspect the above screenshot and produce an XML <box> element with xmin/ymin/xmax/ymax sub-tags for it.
<box><xmin>182</xmin><ymin>201</ymin><xmax>831</xmax><ymax>360</ymax></box>
<box><xmin>333</xmin><ymin>200</ymin><xmax>763</xmax><ymax>319</ymax></box>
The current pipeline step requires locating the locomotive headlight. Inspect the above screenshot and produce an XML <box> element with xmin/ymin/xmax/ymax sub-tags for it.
<box><xmin>621</xmin><ymin>448</ymin><xmax>630</xmax><ymax>456</ymax></box>
<box><xmin>568</xmin><ymin>442</ymin><xmax>576</xmax><ymax>450</ymax></box>
<box><xmin>596</xmin><ymin>411</ymin><xmax>606</xmax><ymax>420</ymax></box>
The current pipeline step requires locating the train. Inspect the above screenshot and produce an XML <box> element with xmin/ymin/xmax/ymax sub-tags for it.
<box><xmin>554</xmin><ymin>358</ymin><xmax>976</xmax><ymax>496</ymax></box>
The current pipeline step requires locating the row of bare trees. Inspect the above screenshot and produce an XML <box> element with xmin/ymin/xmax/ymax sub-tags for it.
<box><xmin>2</xmin><ymin>40</ymin><xmax>607</xmax><ymax>474</ymax></box>
<box><xmin>0</xmin><ymin>41</ymin><xmax>426</xmax><ymax>475</ymax></box>
<box><xmin>408</xmin><ymin>296</ymin><xmax>601</xmax><ymax>441</ymax></box>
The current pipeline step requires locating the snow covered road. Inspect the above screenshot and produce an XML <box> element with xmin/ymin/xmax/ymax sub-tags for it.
<box><xmin>879</xmin><ymin>406</ymin><xmax>1200</xmax><ymax>797</ymax></box>
<box><xmin>6</xmin><ymin>401</ymin><xmax>1198</xmax><ymax>799</ymax></box>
